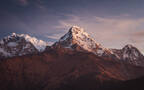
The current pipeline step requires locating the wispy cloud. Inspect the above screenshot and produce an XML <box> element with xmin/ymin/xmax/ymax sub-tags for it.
<box><xmin>45</xmin><ymin>33</ymin><xmax>65</xmax><ymax>40</ymax></box>
<box><xmin>47</xmin><ymin>41</ymin><xmax>54</xmax><ymax>46</ymax></box>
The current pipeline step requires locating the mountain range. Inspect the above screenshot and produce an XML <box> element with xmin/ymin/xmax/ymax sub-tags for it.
<box><xmin>0</xmin><ymin>26</ymin><xmax>144</xmax><ymax>90</ymax></box>
<box><xmin>0</xmin><ymin>26</ymin><xmax>144</xmax><ymax>67</ymax></box>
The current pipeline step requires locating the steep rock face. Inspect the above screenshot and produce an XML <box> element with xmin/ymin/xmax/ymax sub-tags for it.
<box><xmin>53</xmin><ymin>26</ymin><xmax>113</xmax><ymax>56</ymax></box>
<box><xmin>112</xmin><ymin>44</ymin><xmax>144</xmax><ymax>66</ymax></box>
<box><xmin>0</xmin><ymin>33</ymin><xmax>46</xmax><ymax>58</ymax></box>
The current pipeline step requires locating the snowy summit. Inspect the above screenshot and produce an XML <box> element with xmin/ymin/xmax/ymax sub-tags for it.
<box><xmin>0</xmin><ymin>33</ymin><xmax>48</xmax><ymax>58</ymax></box>
<box><xmin>19</xmin><ymin>34</ymin><xmax>48</xmax><ymax>52</ymax></box>
<box><xmin>122</xmin><ymin>44</ymin><xmax>144</xmax><ymax>66</ymax></box>
<box><xmin>53</xmin><ymin>26</ymin><xmax>113</xmax><ymax>56</ymax></box>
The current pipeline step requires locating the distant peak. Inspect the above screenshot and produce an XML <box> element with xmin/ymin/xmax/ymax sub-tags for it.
<box><xmin>3</xmin><ymin>33</ymin><xmax>48</xmax><ymax>52</ymax></box>
<box><xmin>12</xmin><ymin>32</ymin><xmax>16</xmax><ymax>35</ymax></box>
<box><xmin>123</xmin><ymin>44</ymin><xmax>135</xmax><ymax>49</ymax></box>
<box><xmin>11</xmin><ymin>33</ymin><xmax>17</xmax><ymax>37</ymax></box>
<box><xmin>68</xmin><ymin>26</ymin><xmax>90</xmax><ymax>40</ymax></box>
<box><xmin>70</xmin><ymin>25</ymin><xmax>83</xmax><ymax>31</ymax></box>
<box><xmin>59</xmin><ymin>26</ymin><xmax>91</xmax><ymax>42</ymax></box>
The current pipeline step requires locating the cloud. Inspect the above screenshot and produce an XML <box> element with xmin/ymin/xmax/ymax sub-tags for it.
<box><xmin>45</xmin><ymin>33</ymin><xmax>65</xmax><ymax>40</ymax></box>
<box><xmin>47</xmin><ymin>41</ymin><xmax>54</xmax><ymax>46</ymax></box>
<box><xmin>132</xmin><ymin>31</ymin><xmax>144</xmax><ymax>37</ymax></box>
<box><xmin>55</xmin><ymin>15</ymin><xmax>144</xmax><ymax>32</ymax></box>
<box><xmin>54</xmin><ymin>14</ymin><xmax>144</xmax><ymax>50</ymax></box>
<box><xmin>54</xmin><ymin>15</ymin><xmax>81</xmax><ymax>29</ymax></box>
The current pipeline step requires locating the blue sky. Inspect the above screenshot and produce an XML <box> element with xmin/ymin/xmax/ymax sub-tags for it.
<box><xmin>1</xmin><ymin>0</ymin><xmax>144</xmax><ymax>52</ymax></box>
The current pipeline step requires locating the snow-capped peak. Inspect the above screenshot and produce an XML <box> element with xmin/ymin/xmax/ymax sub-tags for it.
<box><xmin>70</xmin><ymin>26</ymin><xmax>89</xmax><ymax>38</ymax></box>
<box><xmin>59</xmin><ymin>26</ymin><xmax>101</xmax><ymax>50</ymax></box>
<box><xmin>61</xmin><ymin>26</ymin><xmax>90</xmax><ymax>40</ymax></box>
<box><xmin>122</xmin><ymin>44</ymin><xmax>142</xmax><ymax>58</ymax></box>
<box><xmin>2</xmin><ymin>33</ymin><xmax>48</xmax><ymax>52</ymax></box>
<box><xmin>0</xmin><ymin>33</ymin><xmax>49</xmax><ymax>58</ymax></box>
<box><xmin>54</xmin><ymin>26</ymin><xmax>113</xmax><ymax>56</ymax></box>
<box><xmin>12</xmin><ymin>33</ymin><xmax>17</xmax><ymax>36</ymax></box>
<box><xmin>123</xmin><ymin>44</ymin><xmax>134</xmax><ymax>49</ymax></box>
<box><xmin>19</xmin><ymin>34</ymin><xmax>48</xmax><ymax>52</ymax></box>
<box><xmin>121</xmin><ymin>44</ymin><xmax>144</xmax><ymax>66</ymax></box>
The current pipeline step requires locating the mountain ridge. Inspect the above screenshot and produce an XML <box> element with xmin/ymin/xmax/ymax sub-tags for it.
<box><xmin>0</xmin><ymin>26</ymin><xmax>144</xmax><ymax>67</ymax></box>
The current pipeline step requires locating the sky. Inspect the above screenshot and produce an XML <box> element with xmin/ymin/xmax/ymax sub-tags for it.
<box><xmin>1</xmin><ymin>0</ymin><xmax>144</xmax><ymax>52</ymax></box>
